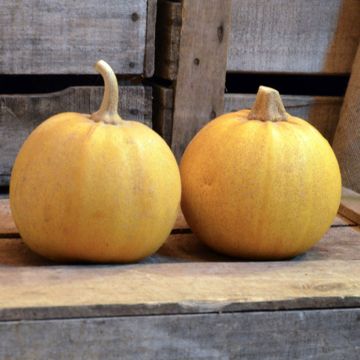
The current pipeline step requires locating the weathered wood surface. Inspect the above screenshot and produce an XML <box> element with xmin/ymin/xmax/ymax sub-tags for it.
<box><xmin>155</xmin><ymin>0</ymin><xmax>181</xmax><ymax>80</ymax></box>
<box><xmin>228</xmin><ymin>0</ymin><xmax>360</xmax><ymax>73</ymax></box>
<box><xmin>0</xmin><ymin>86</ymin><xmax>152</xmax><ymax>186</ymax></box>
<box><xmin>333</xmin><ymin>44</ymin><xmax>360</xmax><ymax>193</ymax></box>
<box><xmin>0</xmin><ymin>309</ymin><xmax>359</xmax><ymax>360</ymax></box>
<box><xmin>171</xmin><ymin>0</ymin><xmax>232</xmax><ymax>160</ymax></box>
<box><xmin>152</xmin><ymin>84</ymin><xmax>174</xmax><ymax>145</ymax></box>
<box><xmin>144</xmin><ymin>0</ymin><xmax>157</xmax><ymax>77</ymax></box>
<box><xmin>0</xmin><ymin>192</ymin><xmax>359</xmax><ymax>320</ymax></box>
<box><xmin>225</xmin><ymin>94</ymin><xmax>343</xmax><ymax>143</ymax></box>
<box><xmin>0</xmin><ymin>0</ymin><xmax>155</xmax><ymax>75</ymax></box>
<box><xmin>339</xmin><ymin>187</ymin><xmax>360</xmax><ymax>225</ymax></box>
<box><xmin>154</xmin><ymin>0</ymin><xmax>360</xmax><ymax>79</ymax></box>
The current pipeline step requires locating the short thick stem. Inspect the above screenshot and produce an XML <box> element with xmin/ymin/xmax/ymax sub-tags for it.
<box><xmin>248</xmin><ymin>86</ymin><xmax>288</xmax><ymax>122</ymax></box>
<box><xmin>90</xmin><ymin>60</ymin><xmax>123</xmax><ymax>125</ymax></box>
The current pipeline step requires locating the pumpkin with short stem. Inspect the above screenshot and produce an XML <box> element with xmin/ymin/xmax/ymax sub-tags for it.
<box><xmin>180</xmin><ymin>86</ymin><xmax>341</xmax><ymax>259</ymax></box>
<box><xmin>10</xmin><ymin>60</ymin><xmax>181</xmax><ymax>263</ymax></box>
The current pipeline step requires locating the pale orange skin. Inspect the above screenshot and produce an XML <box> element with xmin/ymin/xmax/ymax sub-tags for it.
<box><xmin>180</xmin><ymin>110</ymin><xmax>342</xmax><ymax>259</ymax></box>
<box><xmin>10</xmin><ymin>113</ymin><xmax>181</xmax><ymax>263</ymax></box>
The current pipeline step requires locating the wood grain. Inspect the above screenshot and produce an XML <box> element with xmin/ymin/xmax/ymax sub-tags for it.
<box><xmin>0</xmin><ymin>223</ymin><xmax>359</xmax><ymax>320</ymax></box>
<box><xmin>0</xmin><ymin>0</ymin><xmax>152</xmax><ymax>75</ymax></box>
<box><xmin>0</xmin><ymin>309</ymin><xmax>359</xmax><ymax>360</ymax></box>
<box><xmin>0</xmin><ymin>86</ymin><xmax>152</xmax><ymax>186</ymax></box>
<box><xmin>152</xmin><ymin>84</ymin><xmax>174</xmax><ymax>145</ymax></box>
<box><xmin>171</xmin><ymin>0</ymin><xmax>231</xmax><ymax>160</ymax></box>
<box><xmin>144</xmin><ymin>0</ymin><xmax>157</xmax><ymax>77</ymax></box>
<box><xmin>155</xmin><ymin>0</ymin><xmax>181</xmax><ymax>80</ymax></box>
<box><xmin>333</xmin><ymin>43</ymin><xmax>360</xmax><ymax>193</ymax></box>
<box><xmin>339</xmin><ymin>187</ymin><xmax>360</xmax><ymax>225</ymax></box>
<box><xmin>225</xmin><ymin>94</ymin><xmax>343</xmax><ymax>143</ymax></box>
<box><xmin>228</xmin><ymin>0</ymin><xmax>360</xmax><ymax>73</ymax></box>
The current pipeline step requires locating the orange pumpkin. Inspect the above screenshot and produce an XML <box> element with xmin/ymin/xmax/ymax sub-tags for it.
<box><xmin>180</xmin><ymin>86</ymin><xmax>341</xmax><ymax>259</ymax></box>
<box><xmin>10</xmin><ymin>60</ymin><xmax>181</xmax><ymax>263</ymax></box>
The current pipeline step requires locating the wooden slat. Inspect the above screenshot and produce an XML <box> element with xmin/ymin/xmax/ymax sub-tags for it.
<box><xmin>228</xmin><ymin>0</ymin><xmax>360</xmax><ymax>73</ymax></box>
<box><xmin>144</xmin><ymin>0</ymin><xmax>157</xmax><ymax>77</ymax></box>
<box><xmin>152</xmin><ymin>84</ymin><xmax>174</xmax><ymax>145</ymax></box>
<box><xmin>171</xmin><ymin>0</ymin><xmax>232</xmax><ymax>160</ymax></box>
<box><xmin>339</xmin><ymin>187</ymin><xmax>360</xmax><ymax>225</ymax></box>
<box><xmin>0</xmin><ymin>224</ymin><xmax>359</xmax><ymax>320</ymax></box>
<box><xmin>0</xmin><ymin>309</ymin><xmax>359</xmax><ymax>359</ymax></box>
<box><xmin>0</xmin><ymin>0</ymin><xmax>152</xmax><ymax>75</ymax></box>
<box><xmin>224</xmin><ymin>94</ymin><xmax>343</xmax><ymax>143</ymax></box>
<box><xmin>333</xmin><ymin>44</ymin><xmax>360</xmax><ymax>193</ymax></box>
<box><xmin>154</xmin><ymin>0</ymin><xmax>182</xmax><ymax>80</ymax></box>
<box><xmin>0</xmin><ymin>86</ymin><xmax>152</xmax><ymax>186</ymax></box>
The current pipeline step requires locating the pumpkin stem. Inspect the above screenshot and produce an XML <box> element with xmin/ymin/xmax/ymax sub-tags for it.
<box><xmin>248</xmin><ymin>86</ymin><xmax>288</xmax><ymax>122</ymax></box>
<box><xmin>90</xmin><ymin>60</ymin><xmax>123</xmax><ymax>125</ymax></box>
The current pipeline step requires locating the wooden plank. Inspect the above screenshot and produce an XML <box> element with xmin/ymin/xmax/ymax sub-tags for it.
<box><xmin>171</xmin><ymin>0</ymin><xmax>231</xmax><ymax>160</ymax></box>
<box><xmin>333</xmin><ymin>44</ymin><xmax>360</xmax><ymax>193</ymax></box>
<box><xmin>0</xmin><ymin>0</ymin><xmax>151</xmax><ymax>75</ymax></box>
<box><xmin>152</xmin><ymin>84</ymin><xmax>174</xmax><ymax>145</ymax></box>
<box><xmin>339</xmin><ymin>187</ymin><xmax>360</xmax><ymax>225</ymax></box>
<box><xmin>0</xmin><ymin>309</ymin><xmax>359</xmax><ymax>359</ymax></box>
<box><xmin>154</xmin><ymin>0</ymin><xmax>182</xmax><ymax>80</ymax></box>
<box><xmin>224</xmin><ymin>94</ymin><xmax>343</xmax><ymax>143</ymax></box>
<box><xmin>0</xmin><ymin>86</ymin><xmax>152</xmax><ymax>186</ymax></box>
<box><xmin>228</xmin><ymin>0</ymin><xmax>360</xmax><ymax>73</ymax></box>
<box><xmin>144</xmin><ymin>0</ymin><xmax>157</xmax><ymax>77</ymax></box>
<box><xmin>0</xmin><ymin>224</ymin><xmax>359</xmax><ymax>320</ymax></box>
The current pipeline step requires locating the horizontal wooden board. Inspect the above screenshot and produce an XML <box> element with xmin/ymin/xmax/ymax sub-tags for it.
<box><xmin>0</xmin><ymin>86</ymin><xmax>152</xmax><ymax>186</ymax></box>
<box><xmin>0</xmin><ymin>309</ymin><xmax>359</xmax><ymax>359</ymax></box>
<box><xmin>0</xmin><ymin>224</ymin><xmax>359</xmax><ymax>320</ymax></box>
<box><xmin>0</xmin><ymin>0</ymin><xmax>153</xmax><ymax>74</ymax></box>
<box><xmin>224</xmin><ymin>94</ymin><xmax>343</xmax><ymax>143</ymax></box>
<box><xmin>228</xmin><ymin>0</ymin><xmax>360</xmax><ymax>73</ymax></box>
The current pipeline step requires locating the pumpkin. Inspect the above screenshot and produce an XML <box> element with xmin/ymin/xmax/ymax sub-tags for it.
<box><xmin>180</xmin><ymin>86</ymin><xmax>341</xmax><ymax>259</ymax></box>
<box><xmin>10</xmin><ymin>60</ymin><xmax>181</xmax><ymax>263</ymax></box>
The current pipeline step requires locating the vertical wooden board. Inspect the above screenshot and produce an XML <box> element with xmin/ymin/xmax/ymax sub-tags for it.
<box><xmin>0</xmin><ymin>0</ymin><xmax>151</xmax><ymax>75</ymax></box>
<box><xmin>152</xmin><ymin>84</ymin><xmax>174</xmax><ymax>145</ymax></box>
<box><xmin>333</xmin><ymin>44</ymin><xmax>360</xmax><ymax>193</ymax></box>
<box><xmin>172</xmin><ymin>0</ymin><xmax>231</xmax><ymax>160</ymax></box>
<box><xmin>0</xmin><ymin>86</ymin><xmax>152</xmax><ymax>185</ymax></box>
<box><xmin>224</xmin><ymin>94</ymin><xmax>343</xmax><ymax>143</ymax></box>
<box><xmin>228</xmin><ymin>0</ymin><xmax>360</xmax><ymax>73</ymax></box>
<box><xmin>0</xmin><ymin>309</ymin><xmax>359</xmax><ymax>359</ymax></box>
<box><xmin>144</xmin><ymin>0</ymin><xmax>158</xmax><ymax>77</ymax></box>
<box><xmin>155</xmin><ymin>0</ymin><xmax>182</xmax><ymax>80</ymax></box>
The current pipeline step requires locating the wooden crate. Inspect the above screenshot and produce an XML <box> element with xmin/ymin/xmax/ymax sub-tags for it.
<box><xmin>0</xmin><ymin>193</ymin><xmax>359</xmax><ymax>358</ymax></box>
<box><xmin>153</xmin><ymin>0</ymin><xmax>360</xmax><ymax>159</ymax></box>
<box><xmin>0</xmin><ymin>0</ymin><xmax>157</xmax><ymax>186</ymax></box>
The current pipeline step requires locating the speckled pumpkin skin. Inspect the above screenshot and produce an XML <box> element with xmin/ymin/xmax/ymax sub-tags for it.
<box><xmin>180</xmin><ymin>110</ymin><xmax>341</xmax><ymax>259</ymax></box>
<box><xmin>10</xmin><ymin>113</ymin><xmax>181</xmax><ymax>263</ymax></box>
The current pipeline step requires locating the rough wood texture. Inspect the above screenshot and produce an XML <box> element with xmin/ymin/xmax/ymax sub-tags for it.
<box><xmin>0</xmin><ymin>0</ymin><xmax>153</xmax><ymax>75</ymax></box>
<box><xmin>155</xmin><ymin>0</ymin><xmax>181</xmax><ymax>80</ymax></box>
<box><xmin>0</xmin><ymin>309</ymin><xmax>359</xmax><ymax>360</ymax></box>
<box><xmin>339</xmin><ymin>187</ymin><xmax>360</xmax><ymax>225</ymax></box>
<box><xmin>0</xmin><ymin>222</ymin><xmax>359</xmax><ymax>320</ymax></box>
<box><xmin>0</xmin><ymin>86</ymin><xmax>152</xmax><ymax>186</ymax></box>
<box><xmin>225</xmin><ymin>94</ymin><xmax>343</xmax><ymax>143</ymax></box>
<box><xmin>144</xmin><ymin>0</ymin><xmax>157</xmax><ymax>77</ymax></box>
<box><xmin>333</xmin><ymin>44</ymin><xmax>360</xmax><ymax>193</ymax></box>
<box><xmin>228</xmin><ymin>0</ymin><xmax>360</xmax><ymax>73</ymax></box>
<box><xmin>152</xmin><ymin>84</ymin><xmax>174</xmax><ymax>145</ymax></box>
<box><xmin>171</xmin><ymin>0</ymin><xmax>231</xmax><ymax>160</ymax></box>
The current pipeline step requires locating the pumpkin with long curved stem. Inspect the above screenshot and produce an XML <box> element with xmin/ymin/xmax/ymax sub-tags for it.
<box><xmin>10</xmin><ymin>60</ymin><xmax>181</xmax><ymax>263</ymax></box>
<box><xmin>180</xmin><ymin>86</ymin><xmax>341</xmax><ymax>259</ymax></box>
